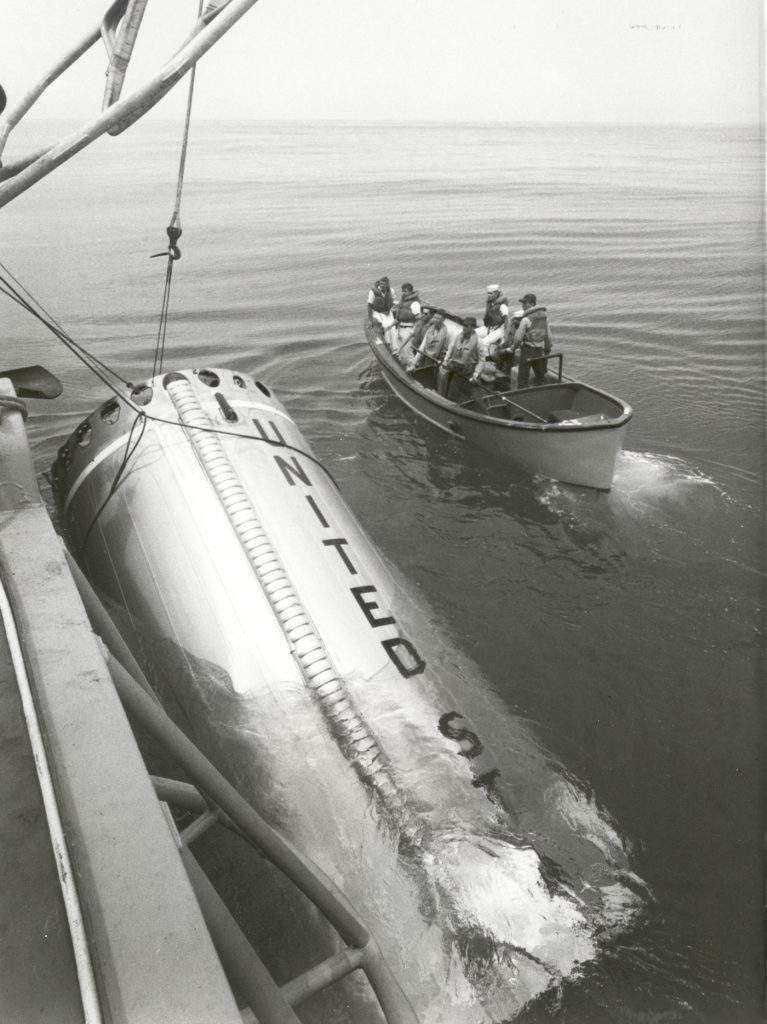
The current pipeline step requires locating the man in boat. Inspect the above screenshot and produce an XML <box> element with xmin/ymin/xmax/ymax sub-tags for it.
<box><xmin>408</xmin><ymin>312</ymin><xmax>448</xmax><ymax>374</ymax></box>
<box><xmin>367</xmin><ymin>276</ymin><xmax>399</xmax><ymax>351</ymax></box>
<box><xmin>483</xmin><ymin>284</ymin><xmax>509</xmax><ymax>333</ymax></box>
<box><xmin>367</xmin><ymin>276</ymin><xmax>395</xmax><ymax>327</ymax></box>
<box><xmin>391</xmin><ymin>283</ymin><xmax>423</xmax><ymax>364</ymax></box>
<box><xmin>410</xmin><ymin>309</ymin><xmax>431</xmax><ymax>348</ymax></box>
<box><xmin>495</xmin><ymin>310</ymin><xmax>521</xmax><ymax>377</ymax></box>
<box><xmin>512</xmin><ymin>293</ymin><xmax>553</xmax><ymax>387</ymax></box>
<box><xmin>438</xmin><ymin>317</ymin><xmax>479</xmax><ymax>400</ymax></box>
<box><xmin>469</xmin><ymin>337</ymin><xmax>500</xmax><ymax>400</ymax></box>
<box><xmin>401</xmin><ymin>310</ymin><xmax>431</xmax><ymax>365</ymax></box>
<box><xmin>395</xmin><ymin>283</ymin><xmax>422</xmax><ymax>325</ymax></box>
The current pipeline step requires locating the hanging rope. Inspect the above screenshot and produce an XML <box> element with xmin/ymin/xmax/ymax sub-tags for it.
<box><xmin>150</xmin><ymin>0</ymin><xmax>203</xmax><ymax>379</ymax></box>
<box><xmin>0</xmin><ymin>259</ymin><xmax>131</xmax><ymax>392</ymax></box>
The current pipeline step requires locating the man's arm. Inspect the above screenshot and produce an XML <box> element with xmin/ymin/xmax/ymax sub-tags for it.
<box><xmin>443</xmin><ymin>335</ymin><xmax>457</xmax><ymax>366</ymax></box>
<box><xmin>513</xmin><ymin>316</ymin><xmax>529</xmax><ymax>348</ymax></box>
<box><xmin>411</xmin><ymin>327</ymin><xmax>432</xmax><ymax>368</ymax></box>
<box><xmin>468</xmin><ymin>336</ymin><xmax>481</xmax><ymax>379</ymax></box>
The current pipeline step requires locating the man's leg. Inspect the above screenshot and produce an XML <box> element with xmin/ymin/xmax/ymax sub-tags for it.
<box><xmin>531</xmin><ymin>347</ymin><xmax>548</xmax><ymax>385</ymax></box>
<box><xmin>518</xmin><ymin>346</ymin><xmax>531</xmax><ymax>387</ymax></box>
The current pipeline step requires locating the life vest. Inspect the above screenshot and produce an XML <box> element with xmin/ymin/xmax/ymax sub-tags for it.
<box><xmin>447</xmin><ymin>332</ymin><xmax>478</xmax><ymax>372</ymax></box>
<box><xmin>484</xmin><ymin>294</ymin><xmax>508</xmax><ymax>329</ymax></box>
<box><xmin>420</xmin><ymin>324</ymin><xmax>447</xmax><ymax>359</ymax></box>
<box><xmin>370</xmin><ymin>283</ymin><xmax>394</xmax><ymax>314</ymax></box>
<box><xmin>521</xmin><ymin>306</ymin><xmax>549</xmax><ymax>349</ymax></box>
<box><xmin>397</xmin><ymin>291</ymin><xmax>420</xmax><ymax>324</ymax></box>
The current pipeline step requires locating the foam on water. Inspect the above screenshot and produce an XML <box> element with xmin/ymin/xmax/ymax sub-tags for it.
<box><xmin>610</xmin><ymin>451</ymin><xmax>734</xmax><ymax>509</ymax></box>
<box><xmin>534</xmin><ymin>450</ymin><xmax>735</xmax><ymax>525</ymax></box>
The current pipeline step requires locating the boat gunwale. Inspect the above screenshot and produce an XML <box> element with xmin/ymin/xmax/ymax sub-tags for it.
<box><xmin>364</xmin><ymin>321</ymin><xmax>633</xmax><ymax>434</ymax></box>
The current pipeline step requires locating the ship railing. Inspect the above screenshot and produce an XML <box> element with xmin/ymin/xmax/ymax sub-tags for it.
<box><xmin>106</xmin><ymin>651</ymin><xmax>419</xmax><ymax>1024</ymax></box>
<box><xmin>0</xmin><ymin>0</ymin><xmax>261</xmax><ymax>208</ymax></box>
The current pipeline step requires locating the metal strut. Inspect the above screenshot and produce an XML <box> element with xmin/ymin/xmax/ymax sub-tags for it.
<box><xmin>0</xmin><ymin>0</ymin><xmax>262</xmax><ymax>206</ymax></box>
<box><xmin>104</xmin><ymin>653</ymin><xmax>418</xmax><ymax>1024</ymax></box>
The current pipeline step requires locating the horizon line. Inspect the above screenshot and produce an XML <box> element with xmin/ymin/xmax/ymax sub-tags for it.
<box><xmin>19</xmin><ymin>116</ymin><xmax>761</xmax><ymax>128</ymax></box>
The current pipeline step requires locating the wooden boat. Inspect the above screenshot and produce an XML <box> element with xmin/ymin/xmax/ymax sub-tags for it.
<box><xmin>365</xmin><ymin>309</ymin><xmax>632</xmax><ymax>491</ymax></box>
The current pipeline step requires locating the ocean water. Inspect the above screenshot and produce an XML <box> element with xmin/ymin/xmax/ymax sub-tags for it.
<box><xmin>1</xmin><ymin>120</ymin><xmax>763</xmax><ymax>1022</ymax></box>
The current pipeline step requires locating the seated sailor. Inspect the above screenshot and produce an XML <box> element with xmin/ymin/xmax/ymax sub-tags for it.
<box><xmin>496</xmin><ymin>306</ymin><xmax>524</xmax><ymax>374</ymax></box>
<box><xmin>408</xmin><ymin>309</ymin><xmax>431</xmax><ymax>352</ymax></box>
<box><xmin>408</xmin><ymin>312</ymin><xmax>448</xmax><ymax>373</ymax></box>
<box><xmin>471</xmin><ymin>342</ymin><xmax>499</xmax><ymax>386</ymax></box>
<box><xmin>367</xmin><ymin>275</ymin><xmax>395</xmax><ymax>326</ymax></box>
<box><xmin>395</xmin><ymin>283</ymin><xmax>422</xmax><ymax>325</ymax></box>
<box><xmin>438</xmin><ymin>317</ymin><xmax>479</xmax><ymax>401</ymax></box>
<box><xmin>395</xmin><ymin>312</ymin><xmax>430</xmax><ymax>367</ymax></box>
<box><xmin>483</xmin><ymin>284</ymin><xmax>509</xmax><ymax>332</ymax></box>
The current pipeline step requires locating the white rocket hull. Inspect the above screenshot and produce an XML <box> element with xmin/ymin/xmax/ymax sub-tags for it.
<box><xmin>53</xmin><ymin>368</ymin><xmax>641</xmax><ymax>1022</ymax></box>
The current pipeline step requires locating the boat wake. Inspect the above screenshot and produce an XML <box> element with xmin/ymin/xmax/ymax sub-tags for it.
<box><xmin>535</xmin><ymin>448</ymin><xmax>734</xmax><ymax>519</ymax></box>
<box><xmin>610</xmin><ymin>450</ymin><xmax>734</xmax><ymax>509</ymax></box>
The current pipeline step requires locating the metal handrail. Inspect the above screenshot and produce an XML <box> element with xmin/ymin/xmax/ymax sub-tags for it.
<box><xmin>0</xmin><ymin>567</ymin><xmax>102</xmax><ymax>1024</ymax></box>
<box><xmin>520</xmin><ymin>348</ymin><xmax>563</xmax><ymax>383</ymax></box>
<box><xmin>155</xmin><ymin>776</ymin><xmax>381</xmax><ymax>1011</ymax></box>
<box><xmin>106</xmin><ymin>653</ymin><xmax>418</xmax><ymax>1024</ymax></box>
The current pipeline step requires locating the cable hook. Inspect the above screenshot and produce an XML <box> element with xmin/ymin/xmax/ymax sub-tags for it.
<box><xmin>150</xmin><ymin>224</ymin><xmax>182</xmax><ymax>260</ymax></box>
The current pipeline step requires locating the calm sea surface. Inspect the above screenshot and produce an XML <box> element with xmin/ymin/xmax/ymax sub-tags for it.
<box><xmin>2</xmin><ymin>121</ymin><xmax>764</xmax><ymax>1022</ymax></box>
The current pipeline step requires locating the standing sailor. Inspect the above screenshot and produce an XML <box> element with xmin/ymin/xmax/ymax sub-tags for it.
<box><xmin>513</xmin><ymin>292</ymin><xmax>553</xmax><ymax>387</ymax></box>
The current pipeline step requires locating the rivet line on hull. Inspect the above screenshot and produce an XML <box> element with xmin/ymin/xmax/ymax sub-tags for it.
<box><xmin>164</xmin><ymin>375</ymin><xmax>418</xmax><ymax>839</ymax></box>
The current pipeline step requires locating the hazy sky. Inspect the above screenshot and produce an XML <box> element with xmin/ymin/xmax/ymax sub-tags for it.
<box><xmin>0</xmin><ymin>0</ymin><xmax>763</xmax><ymax>124</ymax></box>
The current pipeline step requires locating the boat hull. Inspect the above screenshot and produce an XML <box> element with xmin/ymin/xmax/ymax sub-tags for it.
<box><xmin>366</xmin><ymin>321</ymin><xmax>631</xmax><ymax>490</ymax></box>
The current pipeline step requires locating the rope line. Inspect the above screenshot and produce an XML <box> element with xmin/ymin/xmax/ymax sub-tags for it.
<box><xmin>150</xmin><ymin>0</ymin><xmax>203</xmax><ymax>378</ymax></box>
<box><xmin>0</xmin><ymin>260</ymin><xmax>341</xmax><ymax>551</ymax></box>
<box><xmin>0</xmin><ymin>262</ymin><xmax>131</xmax><ymax>390</ymax></box>
<box><xmin>79</xmin><ymin>411</ymin><xmax>147</xmax><ymax>554</ymax></box>
<box><xmin>170</xmin><ymin>3</ymin><xmax>202</xmax><ymax>230</ymax></box>
<box><xmin>151</xmin><ymin>256</ymin><xmax>174</xmax><ymax>378</ymax></box>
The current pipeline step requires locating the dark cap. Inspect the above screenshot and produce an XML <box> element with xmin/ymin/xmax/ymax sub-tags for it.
<box><xmin>401</xmin><ymin>282</ymin><xmax>413</xmax><ymax>292</ymax></box>
<box><xmin>518</xmin><ymin>292</ymin><xmax>537</xmax><ymax>306</ymax></box>
<box><xmin>379</xmin><ymin>275</ymin><xmax>389</xmax><ymax>284</ymax></box>
<box><xmin>463</xmin><ymin>316</ymin><xmax>477</xmax><ymax>328</ymax></box>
